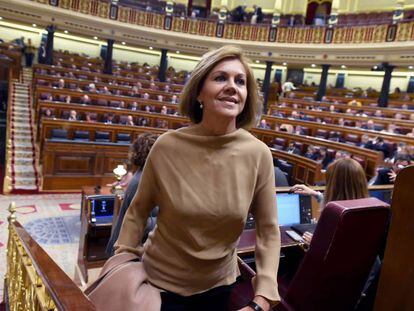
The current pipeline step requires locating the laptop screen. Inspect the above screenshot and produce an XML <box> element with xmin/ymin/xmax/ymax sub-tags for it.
<box><xmin>90</xmin><ymin>196</ymin><xmax>115</xmax><ymax>223</ymax></box>
<box><xmin>276</xmin><ymin>193</ymin><xmax>301</xmax><ymax>226</ymax></box>
<box><xmin>369</xmin><ymin>189</ymin><xmax>392</xmax><ymax>204</ymax></box>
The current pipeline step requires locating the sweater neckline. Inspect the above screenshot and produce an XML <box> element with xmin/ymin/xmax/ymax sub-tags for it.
<box><xmin>175</xmin><ymin>125</ymin><xmax>244</xmax><ymax>138</ymax></box>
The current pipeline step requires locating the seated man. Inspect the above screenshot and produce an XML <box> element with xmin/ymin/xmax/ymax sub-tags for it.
<box><xmin>258</xmin><ymin>119</ymin><xmax>270</xmax><ymax>129</ymax></box>
<box><xmin>80</xmin><ymin>94</ymin><xmax>91</xmax><ymax>105</ymax></box>
<box><xmin>126</xmin><ymin>115</ymin><xmax>135</xmax><ymax>126</ymax></box>
<box><xmin>371</xmin><ymin>153</ymin><xmax>411</xmax><ymax>185</ymax></box>
<box><xmin>42</xmin><ymin>108</ymin><xmax>54</xmax><ymax>118</ymax></box>
<box><xmin>68</xmin><ymin>110</ymin><xmax>78</xmax><ymax>121</ymax></box>
<box><xmin>160</xmin><ymin>105</ymin><xmax>168</xmax><ymax>115</ymax></box>
<box><xmin>130</xmin><ymin>101</ymin><xmax>138</xmax><ymax>111</ymax></box>
<box><xmin>104</xmin><ymin>113</ymin><xmax>116</xmax><ymax>124</ymax></box>
<box><xmin>171</xmin><ymin>94</ymin><xmax>178</xmax><ymax>104</ymax></box>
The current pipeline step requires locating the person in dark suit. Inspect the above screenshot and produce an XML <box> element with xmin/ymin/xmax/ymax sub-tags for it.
<box><xmin>38</xmin><ymin>42</ymin><xmax>46</xmax><ymax>64</ymax></box>
<box><xmin>106</xmin><ymin>133</ymin><xmax>159</xmax><ymax>256</ymax></box>
<box><xmin>232</xmin><ymin>5</ymin><xmax>246</xmax><ymax>22</ymax></box>
<box><xmin>253</xmin><ymin>5</ymin><xmax>264</xmax><ymax>23</ymax></box>
<box><xmin>371</xmin><ymin>153</ymin><xmax>411</xmax><ymax>185</ymax></box>
<box><xmin>286</xmin><ymin>142</ymin><xmax>301</xmax><ymax>155</ymax></box>
<box><xmin>275</xmin><ymin>167</ymin><xmax>289</xmax><ymax>187</ymax></box>
<box><xmin>373</xmin><ymin>137</ymin><xmax>390</xmax><ymax>159</ymax></box>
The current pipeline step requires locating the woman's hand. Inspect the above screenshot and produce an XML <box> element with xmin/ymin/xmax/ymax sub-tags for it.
<box><xmin>388</xmin><ymin>169</ymin><xmax>397</xmax><ymax>183</ymax></box>
<box><xmin>238</xmin><ymin>295</ymin><xmax>270</xmax><ymax>311</ymax></box>
<box><xmin>290</xmin><ymin>184</ymin><xmax>319</xmax><ymax>197</ymax></box>
<box><xmin>302</xmin><ymin>231</ymin><xmax>313</xmax><ymax>245</ymax></box>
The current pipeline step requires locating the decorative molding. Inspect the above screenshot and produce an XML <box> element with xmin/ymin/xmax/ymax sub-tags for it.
<box><xmin>1</xmin><ymin>0</ymin><xmax>414</xmax><ymax>67</ymax></box>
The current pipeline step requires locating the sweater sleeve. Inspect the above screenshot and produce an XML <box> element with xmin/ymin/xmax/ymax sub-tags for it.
<box><xmin>114</xmin><ymin>156</ymin><xmax>159</xmax><ymax>256</ymax></box>
<box><xmin>250</xmin><ymin>148</ymin><xmax>281</xmax><ymax>304</ymax></box>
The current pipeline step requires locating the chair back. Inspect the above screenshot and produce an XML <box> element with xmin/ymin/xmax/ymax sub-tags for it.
<box><xmin>51</xmin><ymin>128</ymin><xmax>68</xmax><ymax>140</ymax></box>
<box><xmin>117</xmin><ymin>133</ymin><xmax>131</xmax><ymax>144</ymax></box>
<box><xmin>95</xmin><ymin>131</ymin><xmax>110</xmax><ymax>142</ymax></box>
<box><xmin>73</xmin><ymin>130</ymin><xmax>90</xmax><ymax>141</ymax></box>
<box><xmin>374</xmin><ymin>166</ymin><xmax>414</xmax><ymax>310</ymax></box>
<box><xmin>282</xmin><ymin>198</ymin><xmax>390</xmax><ymax>311</ymax></box>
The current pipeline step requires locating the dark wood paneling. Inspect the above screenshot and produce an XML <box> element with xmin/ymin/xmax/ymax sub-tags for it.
<box><xmin>55</xmin><ymin>155</ymin><xmax>95</xmax><ymax>174</ymax></box>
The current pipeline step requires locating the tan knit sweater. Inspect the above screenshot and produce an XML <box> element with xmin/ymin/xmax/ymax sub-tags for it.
<box><xmin>115</xmin><ymin>125</ymin><xmax>281</xmax><ymax>303</ymax></box>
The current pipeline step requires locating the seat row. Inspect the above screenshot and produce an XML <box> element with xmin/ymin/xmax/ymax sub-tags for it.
<box><xmin>272</xmin><ymin>98</ymin><xmax>414</xmax><ymax>120</ymax></box>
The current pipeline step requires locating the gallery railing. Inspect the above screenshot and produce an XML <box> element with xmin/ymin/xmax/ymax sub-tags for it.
<box><xmin>3</xmin><ymin>202</ymin><xmax>96</xmax><ymax>310</ymax></box>
<box><xmin>32</xmin><ymin>0</ymin><xmax>414</xmax><ymax>44</ymax></box>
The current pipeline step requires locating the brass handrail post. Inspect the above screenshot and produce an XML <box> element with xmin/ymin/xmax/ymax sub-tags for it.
<box><xmin>4</xmin><ymin>202</ymin><xmax>16</xmax><ymax>309</ymax></box>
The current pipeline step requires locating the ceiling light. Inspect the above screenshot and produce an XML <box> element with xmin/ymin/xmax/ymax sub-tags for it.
<box><xmin>64</xmin><ymin>30</ymin><xmax>69</xmax><ymax>34</ymax></box>
<box><xmin>93</xmin><ymin>36</ymin><xmax>98</xmax><ymax>40</ymax></box>
<box><xmin>149</xmin><ymin>46</ymin><xmax>153</xmax><ymax>50</ymax></box>
<box><xmin>176</xmin><ymin>50</ymin><xmax>180</xmax><ymax>54</ymax></box>
<box><xmin>0</xmin><ymin>17</ymin><xmax>3</xmax><ymax>20</ymax></box>
<box><xmin>311</xmin><ymin>64</ymin><xmax>316</xmax><ymax>68</ymax></box>
<box><xmin>409</xmin><ymin>65</ymin><xmax>413</xmax><ymax>69</ymax></box>
<box><xmin>373</xmin><ymin>65</ymin><xmax>378</xmax><ymax>70</ymax></box>
<box><xmin>341</xmin><ymin>65</ymin><xmax>347</xmax><ymax>69</ymax></box>
<box><xmin>32</xmin><ymin>23</ymin><xmax>37</xmax><ymax>27</ymax></box>
<box><xmin>282</xmin><ymin>62</ymin><xmax>287</xmax><ymax>66</ymax></box>
<box><xmin>122</xmin><ymin>41</ymin><xmax>126</xmax><ymax>45</ymax></box>
<box><xmin>255</xmin><ymin>60</ymin><xmax>260</xmax><ymax>63</ymax></box>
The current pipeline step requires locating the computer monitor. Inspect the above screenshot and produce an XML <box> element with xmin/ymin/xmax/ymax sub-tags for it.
<box><xmin>244</xmin><ymin>192</ymin><xmax>312</xmax><ymax>230</ymax></box>
<box><xmin>276</xmin><ymin>193</ymin><xmax>312</xmax><ymax>226</ymax></box>
<box><xmin>89</xmin><ymin>195</ymin><xmax>115</xmax><ymax>224</ymax></box>
<box><xmin>369</xmin><ymin>188</ymin><xmax>393</xmax><ymax>205</ymax></box>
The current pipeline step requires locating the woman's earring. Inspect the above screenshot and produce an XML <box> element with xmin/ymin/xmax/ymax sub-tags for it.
<box><xmin>199</xmin><ymin>101</ymin><xmax>203</xmax><ymax>109</ymax></box>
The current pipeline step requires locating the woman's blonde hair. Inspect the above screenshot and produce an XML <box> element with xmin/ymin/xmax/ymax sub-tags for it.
<box><xmin>179</xmin><ymin>45</ymin><xmax>261</xmax><ymax>129</ymax></box>
<box><xmin>323</xmin><ymin>158</ymin><xmax>369</xmax><ymax>206</ymax></box>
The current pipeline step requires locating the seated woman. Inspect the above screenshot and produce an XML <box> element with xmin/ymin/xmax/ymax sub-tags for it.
<box><xmin>290</xmin><ymin>157</ymin><xmax>369</xmax><ymax>243</ymax></box>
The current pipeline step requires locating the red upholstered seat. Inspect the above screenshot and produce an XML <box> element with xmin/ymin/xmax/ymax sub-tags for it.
<box><xmin>315</xmin><ymin>129</ymin><xmax>329</xmax><ymax>139</ymax></box>
<box><xmin>273</xmin><ymin>138</ymin><xmax>287</xmax><ymax>150</ymax></box>
<box><xmin>345</xmin><ymin>133</ymin><xmax>360</xmax><ymax>144</ymax></box>
<box><xmin>230</xmin><ymin>198</ymin><xmax>390</xmax><ymax>311</ymax></box>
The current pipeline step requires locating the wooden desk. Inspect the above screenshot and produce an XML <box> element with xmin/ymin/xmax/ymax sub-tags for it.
<box><xmin>237</xmin><ymin>227</ymin><xmax>301</xmax><ymax>258</ymax></box>
<box><xmin>270</xmin><ymin>98</ymin><xmax>414</xmax><ymax>120</ymax></box>
<box><xmin>286</xmin><ymin>91</ymin><xmax>414</xmax><ymax>109</ymax></box>
<box><xmin>269</xmin><ymin>105</ymin><xmax>414</xmax><ymax>132</ymax></box>
<box><xmin>34</xmin><ymin>73</ymin><xmax>180</xmax><ymax>101</ymax></box>
<box><xmin>263</xmin><ymin>115</ymin><xmax>414</xmax><ymax>146</ymax></box>
<box><xmin>77</xmin><ymin>186</ymin><xmax>120</xmax><ymax>284</ymax></box>
<box><xmin>34</xmin><ymin>63</ymin><xmax>184</xmax><ymax>91</ymax></box>
<box><xmin>40</xmin><ymin>132</ymin><xmax>322</xmax><ymax>190</ymax></box>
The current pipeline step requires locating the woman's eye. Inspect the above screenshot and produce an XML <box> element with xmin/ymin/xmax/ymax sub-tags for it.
<box><xmin>235</xmin><ymin>77</ymin><xmax>246</xmax><ymax>86</ymax></box>
<box><xmin>214</xmin><ymin>75</ymin><xmax>226</xmax><ymax>81</ymax></box>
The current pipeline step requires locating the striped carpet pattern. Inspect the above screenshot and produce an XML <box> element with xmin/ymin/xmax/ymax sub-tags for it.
<box><xmin>5</xmin><ymin>68</ymin><xmax>39</xmax><ymax>193</ymax></box>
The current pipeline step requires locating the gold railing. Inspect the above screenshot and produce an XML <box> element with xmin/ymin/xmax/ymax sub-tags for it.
<box><xmin>31</xmin><ymin>0</ymin><xmax>414</xmax><ymax>44</ymax></box>
<box><xmin>4</xmin><ymin>202</ymin><xmax>96</xmax><ymax>310</ymax></box>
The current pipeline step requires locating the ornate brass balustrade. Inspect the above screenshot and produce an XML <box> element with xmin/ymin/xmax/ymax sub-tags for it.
<box><xmin>4</xmin><ymin>203</ymin><xmax>96</xmax><ymax>310</ymax></box>
<box><xmin>32</xmin><ymin>0</ymin><xmax>414</xmax><ymax>44</ymax></box>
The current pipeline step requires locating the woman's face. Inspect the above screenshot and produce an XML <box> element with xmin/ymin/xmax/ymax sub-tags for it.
<box><xmin>197</xmin><ymin>58</ymin><xmax>247</xmax><ymax>122</ymax></box>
